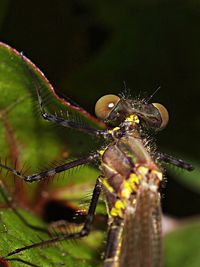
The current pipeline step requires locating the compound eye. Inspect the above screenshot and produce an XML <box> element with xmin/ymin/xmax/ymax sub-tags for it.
<box><xmin>95</xmin><ymin>94</ymin><xmax>120</xmax><ymax>119</ymax></box>
<box><xmin>152</xmin><ymin>103</ymin><xmax>169</xmax><ymax>129</ymax></box>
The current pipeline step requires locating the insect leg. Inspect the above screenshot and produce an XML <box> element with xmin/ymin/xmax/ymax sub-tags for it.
<box><xmin>0</xmin><ymin>154</ymin><xmax>98</xmax><ymax>183</ymax></box>
<box><xmin>157</xmin><ymin>152</ymin><xmax>194</xmax><ymax>171</ymax></box>
<box><xmin>0</xmin><ymin>180</ymin><xmax>49</xmax><ymax>235</ymax></box>
<box><xmin>104</xmin><ymin>217</ymin><xmax>124</xmax><ymax>267</ymax></box>
<box><xmin>4</xmin><ymin>177</ymin><xmax>102</xmax><ymax>257</ymax></box>
<box><xmin>21</xmin><ymin>53</ymin><xmax>104</xmax><ymax>137</ymax></box>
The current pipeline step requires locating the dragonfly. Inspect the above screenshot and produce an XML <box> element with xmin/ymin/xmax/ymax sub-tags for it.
<box><xmin>0</xmin><ymin>47</ymin><xmax>193</xmax><ymax>267</ymax></box>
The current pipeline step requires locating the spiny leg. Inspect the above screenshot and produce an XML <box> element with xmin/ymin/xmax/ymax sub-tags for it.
<box><xmin>4</xmin><ymin>177</ymin><xmax>102</xmax><ymax>258</ymax></box>
<box><xmin>20</xmin><ymin>53</ymin><xmax>105</xmax><ymax>137</ymax></box>
<box><xmin>0</xmin><ymin>180</ymin><xmax>49</xmax><ymax>235</ymax></box>
<box><xmin>0</xmin><ymin>154</ymin><xmax>98</xmax><ymax>183</ymax></box>
<box><xmin>157</xmin><ymin>152</ymin><xmax>194</xmax><ymax>171</ymax></box>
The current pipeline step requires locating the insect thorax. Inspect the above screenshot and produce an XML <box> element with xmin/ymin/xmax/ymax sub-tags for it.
<box><xmin>99</xmin><ymin>131</ymin><xmax>163</xmax><ymax>219</ymax></box>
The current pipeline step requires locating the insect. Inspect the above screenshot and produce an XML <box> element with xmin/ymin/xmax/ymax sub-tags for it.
<box><xmin>0</xmin><ymin>45</ymin><xmax>193</xmax><ymax>267</ymax></box>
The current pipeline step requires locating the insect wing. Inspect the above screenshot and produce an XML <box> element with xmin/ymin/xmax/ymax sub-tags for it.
<box><xmin>120</xmin><ymin>188</ymin><xmax>162</xmax><ymax>267</ymax></box>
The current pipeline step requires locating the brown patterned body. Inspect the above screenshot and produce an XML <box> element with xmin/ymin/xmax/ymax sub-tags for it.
<box><xmin>100</xmin><ymin>131</ymin><xmax>163</xmax><ymax>267</ymax></box>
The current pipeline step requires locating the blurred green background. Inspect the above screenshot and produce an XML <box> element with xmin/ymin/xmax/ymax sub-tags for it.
<box><xmin>0</xmin><ymin>0</ymin><xmax>199</xmax><ymax>266</ymax></box>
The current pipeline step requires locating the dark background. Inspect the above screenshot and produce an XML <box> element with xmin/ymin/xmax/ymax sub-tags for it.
<box><xmin>0</xmin><ymin>0</ymin><xmax>199</xmax><ymax>217</ymax></box>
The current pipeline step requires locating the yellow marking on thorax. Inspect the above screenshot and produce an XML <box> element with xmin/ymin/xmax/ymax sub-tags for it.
<box><xmin>99</xmin><ymin>146</ymin><xmax>108</xmax><ymax>156</ymax></box>
<box><xmin>110</xmin><ymin>173</ymin><xmax>140</xmax><ymax>218</ymax></box>
<box><xmin>111</xmin><ymin>199</ymin><xmax>125</xmax><ymax>217</ymax></box>
<box><xmin>99</xmin><ymin>149</ymin><xmax>105</xmax><ymax>156</ymax></box>
<box><xmin>129</xmin><ymin>173</ymin><xmax>139</xmax><ymax>184</ymax></box>
<box><xmin>109</xmin><ymin>165</ymin><xmax>162</xmax><ymax>218</ymax></box>
<box><xmin>120</xmin><ymin>173</ymin><xmax>140</xmax><ymax>198</ymax></box>
<box><xmin>125</xmin><ymin>114</ymin><xmax>139</xmax><ymax>124</ymax></box>
<box><xmin>100</xmin><ymin>178</ymin><xmax>114</xmax><ymax>193</ymax></box>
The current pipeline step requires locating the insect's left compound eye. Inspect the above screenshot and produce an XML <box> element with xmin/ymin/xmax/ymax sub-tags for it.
<box><xmin>95</xmin><ymin>94</ymin><xmax>120</xmax><ymax>120</ymax></box>
<box><xmin>152</xmin><ymin>103</ymin><xmax>169</xmax><ymax>129</ymax></box>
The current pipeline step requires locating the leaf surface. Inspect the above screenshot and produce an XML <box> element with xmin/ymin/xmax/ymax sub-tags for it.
<box><xmin>0</xmin><ymin>42</ymin><xmax>104</xmax><ymax>266</ymax></box>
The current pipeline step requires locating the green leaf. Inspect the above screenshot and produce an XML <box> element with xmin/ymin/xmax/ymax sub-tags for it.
<box><xmin>0</xmin><ymin>208</ymin><xmax>103</xmax><ymax>267</ymax></box>
<box><xmin>0</xmin><ymin>42</ymin><xmax>104</xmax><ymax>266</ymax></box>
<box><xmin>0</xmin><ymin>42</ymin><xmax>102</xmax><ymax>195</ymax></box>
<box><xmin>164</xmin><ymin>221</ymin><xmax>200</xmax><ymax>267</ymax></box>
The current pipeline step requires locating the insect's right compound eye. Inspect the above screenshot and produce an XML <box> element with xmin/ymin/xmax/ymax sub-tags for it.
<box><xmin>152</xmin><ymin>103</ymin><xmax>169</xmax><ymax>129</ymax></box>
<box><xmin>95</xmin><ymin>94</ymin><xmax>120</xmax><ymax>120</ymax></box>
